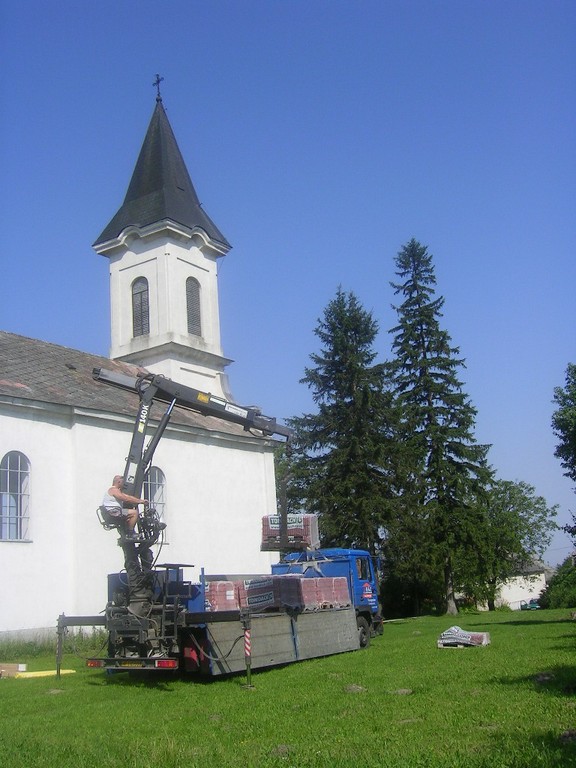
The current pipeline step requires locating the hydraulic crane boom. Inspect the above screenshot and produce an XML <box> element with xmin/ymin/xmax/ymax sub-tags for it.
<box><xmin>93</xmin><ymin>367</ymin><xmax>292</xmax><ymax>498</ymax></box>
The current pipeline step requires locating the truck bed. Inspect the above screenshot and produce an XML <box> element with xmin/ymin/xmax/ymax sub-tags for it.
<box><xmin>188</xmin><ymin>606</ymin><xmax>360</xmax><ymax>676</ymax></box>
<box><xmin>80</xmin><ymin>605</ymin><xmax>360</xmax><ymax>676</ymax></box>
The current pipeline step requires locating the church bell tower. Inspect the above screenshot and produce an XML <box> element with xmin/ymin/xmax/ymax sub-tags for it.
<box><xmin>93</xmin><ymin>85</ymin><xmax>234</xmax><ymax>399</ymax></box>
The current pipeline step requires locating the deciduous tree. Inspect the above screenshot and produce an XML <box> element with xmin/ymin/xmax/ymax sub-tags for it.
<box><xmin>552</xmin><ymin>363</ymin><xmax>576</xmax><ymax>486</ymax></box>
<box><xmin>464</xmin><ymin>479</ymin><xmax>557</xmax><ymax>610</ymax></box>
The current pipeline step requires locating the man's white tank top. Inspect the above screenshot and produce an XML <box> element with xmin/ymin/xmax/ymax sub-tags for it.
<box><xmin>102</xmin><ymin>491</ymin><xmax>121</xmax><ymax>512</ymax></box>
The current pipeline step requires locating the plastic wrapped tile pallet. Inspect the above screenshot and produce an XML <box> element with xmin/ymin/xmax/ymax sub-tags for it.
<box><xmin>236</xmin><ymin>576</ymin><xmax>280</xmax><ymax>610</ymax></box>
<box><xmin>275</xmin><ymin>575</ymin><xmax>349</xmax><ymax>611</ymax></box>
<box><xmin>261</xmin><ymin>514</ymin><xmax>320</xmax><ymax>550</ymax></box>
<box><xmin>205</xmin><ymin>574</ymin><xmax>353</xmax><ymax>614</ymax></box>
<box><xmin>275</xmin><ymin>574</ymin><xmax>305</xmax><ymax>609</ymax></box>
<box><xmin>205</xmin><ymin>581</ymin><xmax>237</xmax><ymax>612</ymax></box>
<box><xmin>437</xmin><ymin>626</ymin><xmax>491</xmax><ymax>648</ymax></box>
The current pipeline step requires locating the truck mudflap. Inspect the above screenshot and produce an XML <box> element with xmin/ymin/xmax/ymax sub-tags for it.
<box><xmin>184</xmin><ymin>607</ymin><xmax>360</xmax><ymax>676</ymax></box>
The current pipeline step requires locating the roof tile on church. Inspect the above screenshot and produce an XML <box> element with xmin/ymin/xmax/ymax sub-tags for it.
<box><xmin>0</xmin><ymin>330</ymin><xmax>250</xmax><ymax>437</ymax></box>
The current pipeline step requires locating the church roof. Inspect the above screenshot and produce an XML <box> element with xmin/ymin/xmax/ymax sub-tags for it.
<box><xmin>0</xmin><ymin>331</ymin><xmax>252</xmax><ymax>439</ymax></box>
<box><xmin>94</xmin><ymin>99</ymin><xmax>230</xmax><ymax>249</ymax></box>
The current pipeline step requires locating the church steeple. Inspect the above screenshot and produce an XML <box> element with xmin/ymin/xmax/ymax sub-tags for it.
<box><xmin>94</xmin><ymin>98</ymin><xmax>229</xmax><ymax>250</ymax></box>
<box><xmin>94</xmin><ymin>92</ymin><xmax>234</xmax><ymax>399</ymax></box>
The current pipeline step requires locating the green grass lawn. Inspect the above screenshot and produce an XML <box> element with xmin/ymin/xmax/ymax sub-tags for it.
<box><xmin>1</xmin><ymin>609</ymin><xmax>575</xmax><ymax>767</ymax></box>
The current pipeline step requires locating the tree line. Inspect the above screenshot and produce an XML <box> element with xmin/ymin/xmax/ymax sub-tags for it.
<box><xmin>277</xmin><ymin>238</ymin><xmax>569</xmax><ymax>617</ymax></box>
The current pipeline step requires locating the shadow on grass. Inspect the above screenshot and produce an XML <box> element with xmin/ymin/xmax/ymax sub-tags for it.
<box><xmin>86</xmin><ymin>670</ymin><xmax>180</xmax><ymax>690</ymax></box>
<box><xmin>86</xmin><ymin>666</ymin><xmax>260</xmax><ymax>689</ymax></box>
<box><xmin>503</xmin><ymin>617</ymin><xmax>574</xmax><ymax>627</ymax></box>
<box><xmin>488</xmin><ymin>726</ymin><xmax>576</xmax><ymax>766</ymax></box>
<box><xmin>452</xmin><ymin>613</ymin><xmax>575</xmax><ymax>635</ymax></box>
<box><xmin>495</xmin><ymin>664</ymin><xmax>576</xmax><ymax>697</ymax></box>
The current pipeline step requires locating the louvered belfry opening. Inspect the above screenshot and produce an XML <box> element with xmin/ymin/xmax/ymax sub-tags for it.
<box><xmin>186</xmin><ymin>276</ymin><xmax>201</xmax><ymax>336</ymax></box>
<box><xmin>132</xmin><ymin>277</ymin><xmax>150</xmax><ymax>337</ymax></box>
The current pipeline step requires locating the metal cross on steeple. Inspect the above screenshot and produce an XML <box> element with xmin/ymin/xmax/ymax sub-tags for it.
<box><xmin>153</xmin><ymin>74</ymin><xmax>164</xmax><ymax>102</ymax></box>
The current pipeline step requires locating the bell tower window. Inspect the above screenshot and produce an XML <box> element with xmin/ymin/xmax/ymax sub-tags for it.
<box><xmin>132</xmin><ymin>277</ymin><xmax>150</xmax><ymax>337</ymax></box>
<box><xmin>186</xmin><ymin>277</ymin><xmax>201</xmax><ymax>336</ymax></box>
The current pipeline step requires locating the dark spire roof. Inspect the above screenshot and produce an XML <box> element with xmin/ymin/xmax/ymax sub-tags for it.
<box><xmin>94</xmin><ymin>99</ymin><xmax>230</xmax><ymax>249</ymax></box>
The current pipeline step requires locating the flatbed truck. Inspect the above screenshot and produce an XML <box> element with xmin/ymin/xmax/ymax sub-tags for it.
<box><xmin>56</xmin><ymin>369</ymin><xmax>382</xmax><ymax>677</ymax></box>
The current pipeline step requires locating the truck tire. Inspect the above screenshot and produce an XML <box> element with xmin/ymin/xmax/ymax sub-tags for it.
<box><xmin>357</xmin><ymin>616</ymin><xmax>370</xmax><ymax>649</ymax></box>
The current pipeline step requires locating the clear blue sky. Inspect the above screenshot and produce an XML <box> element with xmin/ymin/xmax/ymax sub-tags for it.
<box><xmin>1</xmin><ymin>1</ymin><xmax>574</xmax><ymax>565</ymax></box>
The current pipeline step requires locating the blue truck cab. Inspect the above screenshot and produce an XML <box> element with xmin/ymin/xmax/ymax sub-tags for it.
<box><xmin>271</xmin><ymin>548</ymin><xmax>383</xmax><ymax>646</ymax></box>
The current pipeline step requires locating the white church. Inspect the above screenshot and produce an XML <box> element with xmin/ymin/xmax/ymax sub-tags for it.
<box><xmin>0</xmin><ymin>93</ymin><xmax>283</xmax><ymax>636</ymax></box>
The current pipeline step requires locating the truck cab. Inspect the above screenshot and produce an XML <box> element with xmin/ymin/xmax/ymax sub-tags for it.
<box><xmin>271</xmin><ymin>548</ymin><xmax>383</xmax><ymax>646</ymax></box>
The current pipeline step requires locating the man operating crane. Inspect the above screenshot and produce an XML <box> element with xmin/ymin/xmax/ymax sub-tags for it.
<box><xmin>101</xmin><ymin>474</ymin><xmax>148</xmax><ymax>541</ymax></box>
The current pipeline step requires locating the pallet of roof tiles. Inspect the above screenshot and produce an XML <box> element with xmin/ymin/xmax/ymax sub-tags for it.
<box><xmin>286</xmin><ymin>514</ymin><xmax>320</xmax><ymax>548</ymax></box>
<box><xmin>235</xmin><ymin>576</ymin><xmax>281</xmax><ymax>611</ymax></box>
<box><xmin>331</xmin><ymin>576</ymin><xmax>352</xmax><ymax>608</ymax></box>
<box><xmin>275</xmin><ymin>575</ymin><xmax>321</xmax><ymax>611</ymax></box>
<box><xmin>315</xmin><ymin>576</ymin><xmax>352</xmax><ymax>609</ymax></box>
<box><xmin>260</xmin><ymin>515</ymin><xmax>279</xmax><ymax>550</ymax></box>
<box><xmin>275</xmin><ymin>575</ymin><xmax>306</xmax><ymax>610</ymax></box>
<box><xmin>437</xmin><ymin>626</ymin><xmax>491</xmax><ymax>648</ymax></box>
<box><xmin>260</xmin><ymin>514</ymin><xmax>320</xmax><ymax>550</ymax></box>
<box><xmin>299</xmin><ymin>577</ymin><xmax>322</xmax><ymax>610</ymax></box>
<box><xmin>204</xmin><ymin>581</ymin><xmax>238</xmax><ymax>612</ymax></box>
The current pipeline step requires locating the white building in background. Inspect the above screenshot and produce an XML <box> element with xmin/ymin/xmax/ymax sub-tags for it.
<box><xmin>0</xmin><ymin>94</ymin><xmax>281</xmax><ymax>635</ymax></box>
<box><xmin>494</xmin><ymin>563</ymin><xmax>553</xmax><ymax>610</ymax></box>
<box><xmin>497</xmin><ymin>572</ymin><xmax>547</xmax><ymax>610</ymax></box>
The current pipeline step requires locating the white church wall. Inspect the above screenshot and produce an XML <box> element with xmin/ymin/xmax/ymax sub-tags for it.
<box><xmin>148</xmin><ymin>429</ymin><xmax>278</xmax><ymax>575</ymax></box>
<box><xmin>172</xmin><ymin>244</ymin><xmax>222</xmax><ymax>353</ymax></box>
<box><xmin>0</xmin><ymin>403</ymin><xmax>278</xmax><ymax>633</ymax></box>
<box><xmin>69</xmin><ymin>414</ymin><xmax>142</xmax><ymax>619</ymax></box>
<box><xmin>108</xmin><ymin>235</ymin><xmax>222</xmax><ymax>361</ymax></box>
<box><xmin>70</xmin><ymin>417</ymin><xmax>278</xmax><ymax>619</ymax></box>
<box><xmin>0</xmin><ymin>405</ymin><xmax>76</xmax><ymax>633</ymax></box>
<box><xmin>108</xmin><ymin>240</ymin><xmax>166</xmax><ymax>359</ymax></box>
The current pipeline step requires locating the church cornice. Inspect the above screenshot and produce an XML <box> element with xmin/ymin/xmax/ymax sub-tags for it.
<box><xmin>113</xmin><ymin>339</ymin><xmax>234</xmax><ymax>371</ymax></box>
<box><xmin>94</xmin><ymin>218</ymin><xmax>230</xmax><ymax>257</ymax></box>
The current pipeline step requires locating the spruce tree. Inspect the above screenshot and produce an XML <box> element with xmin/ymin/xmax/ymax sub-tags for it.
<box><xmin>289</xmin><ymin>287</ymin><xmax>397</xmax><ymax>553</ymax></box>
<box><xmin>389</xmin><ymin>239</ymin><xmax>491</xmax><ymax>614</ymax></box>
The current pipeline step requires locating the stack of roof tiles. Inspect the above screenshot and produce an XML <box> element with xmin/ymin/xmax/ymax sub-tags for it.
<box><xmin>236</xmin><ymin>576</ymin><xmax>280</xmax><ymax>611</ymax></box>
<box><xmin>204</xmin><ymin>574</ymin><xmax>351</xmax><ymax>613</ymax></box>
<box><xmin>204</xmin><ymin>581</ymin><xmax>237</xmax><ymax>612</ymax></box>
<box><xmin>261</xmin><ymin>514</ymin><xmax>320</xmax><ymax>550</ymax></box>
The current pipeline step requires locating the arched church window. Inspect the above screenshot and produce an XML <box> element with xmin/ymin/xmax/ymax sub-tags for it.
<box><xmin>132</xmin><ymin>277</ymin><xmax>150</xmax><ymax>337</ymax></box>
<box><xmin>0</xmin><ymin>451</ymin><xmax>30</xmax><ymax>541</ymax></box>
<box><xmin>143</xmin><ymin>466</ymin><xmax>166</xmax><ymax>526</ymax></box>
<box><xmin>186</xmin><ymin>277</ymin><xmax>202</xmax><ymax>336</ymax></box>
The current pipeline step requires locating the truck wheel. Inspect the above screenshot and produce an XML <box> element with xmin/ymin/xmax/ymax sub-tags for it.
<box><xmin>357</xmin><ymin>616</ymin><xmax>370</xmax><ymax>649</ymax></box>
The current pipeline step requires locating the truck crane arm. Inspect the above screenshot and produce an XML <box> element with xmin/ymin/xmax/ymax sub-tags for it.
<box><xmin>93</xmin><ymin>367</ymin><xmax>292</xmax><ymax>498</ymax></box>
